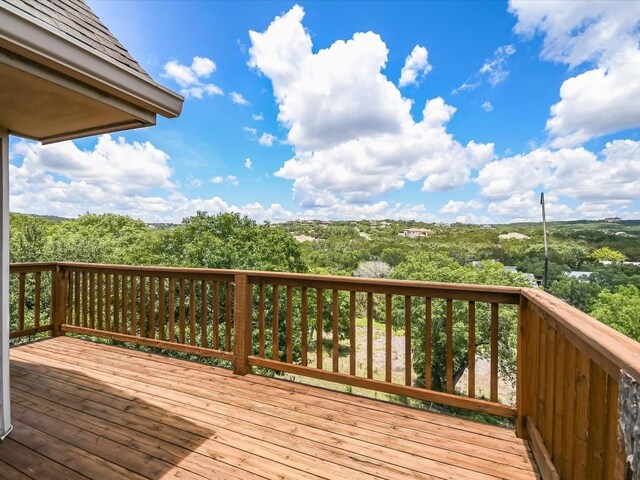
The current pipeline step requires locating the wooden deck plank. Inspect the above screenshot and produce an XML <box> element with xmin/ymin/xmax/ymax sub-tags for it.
<box><xmin>52</xmin><ymin>336</ymin><xmax>525</xmax><ymax>444</ymax></box>
<box><xmin>31</xmin><ymin>340</ymin><xmax>535</xmax><ymax>471</ymax></box>
<box><xmin>0</xmin><ymin>437</ymin><xmax>89</xmax><ymax>480</ymax></box>
<box><xmin>5</xmin><ymin>338</ymin><xmax>539</xmax><ymax>480</ymax></box>
<box><xmin>0</xmin><ymin>459</ymin><xmax>34</xmax><ymax>480</ymax></box>
<box><xmin>11</xmin><ymin>352</ymin><xmax>519</xmax><ymax>480</ymax></box>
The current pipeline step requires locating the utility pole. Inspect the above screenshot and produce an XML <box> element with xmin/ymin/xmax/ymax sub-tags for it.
<box><xmin>540</xmin><ymin>192</ymin><xmax>549</xmax><ymax>290</ymax></box>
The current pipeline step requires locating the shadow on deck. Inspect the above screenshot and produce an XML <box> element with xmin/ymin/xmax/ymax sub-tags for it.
<box><xmin>1</xmin><ymin>337</ymin><xmax>539</xmax><ymax>479</ymax></box>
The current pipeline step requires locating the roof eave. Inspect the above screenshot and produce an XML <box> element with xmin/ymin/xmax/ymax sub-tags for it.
<box><xmin>0</xmin><ymin>3</ymin><xmax>184</xmax><ymax>119</ymax></box>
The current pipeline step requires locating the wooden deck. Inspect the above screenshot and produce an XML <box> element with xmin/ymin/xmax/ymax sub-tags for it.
<box><xmin>1</xmin><ymin>337</ymin><xmax>539</xmax><ymax>479</ymax></box>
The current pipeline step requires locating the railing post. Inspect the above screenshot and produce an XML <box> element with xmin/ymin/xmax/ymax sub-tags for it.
<box><xmin>516</xmin><ymin>294</ymin><xmax>528</xmax><ymax>438</ymax></box>
<box><xmin>233</xmin><ymin>274</ymin><xmax>253</xmax><ymax>375</ymax></box>
<box><xmin>51</xmin><ymin>264</ymin><xmax>67</xmax><ymax>337</ymax></box>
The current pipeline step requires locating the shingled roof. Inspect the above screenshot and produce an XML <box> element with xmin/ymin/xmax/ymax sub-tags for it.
<box><xmin>4</xmin><ymin>0</ymin><xmax>150</xmax><ymax>79</ymax></box>
<box><xmin>0</xmin><ymin>0</ymin><xmax>183</xmax><ymax>142</ymax></box>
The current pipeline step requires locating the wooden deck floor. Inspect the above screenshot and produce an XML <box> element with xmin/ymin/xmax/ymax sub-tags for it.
<box><xmin>2</xmin><ymin>337</ymin><xmax>539</xmax><ymax>479</ymax></box>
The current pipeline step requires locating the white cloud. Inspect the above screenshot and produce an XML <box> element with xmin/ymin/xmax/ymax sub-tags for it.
<box><xmin>243</xmin><ymin>126</ymin><xmax>257</xmax><ymax>136</ymax></box>
<box><xmin>226</xmin><ymin>175</ymin><xmax>239</xmax><ymax>186</ymax></box>
<box><xmin>476</xmin><ymin>139</ymin><xmax>640</xmax><ymax>220</ymax></box>
<box><xmin>244</xmin><ymin>158</ymin><xmax>252</xmax><ymax>169</ymax></box>
<box><xmin>455</xmin><ymin>213</ymin><xmax>491</xmax><ymax>224</ymax></box>
<box><xmin>510</xmin><ymin>1</ymin><xmax>640</xmax><ymax>146</ymax></box>
<box><xmin>210</xmin><ymin>175</ymin><xmax>239</xmax><ymax>186</ymax></box>
<box><xmin>187</xmin><ymin>176</ymin><xmax>203</xmax><ymax>187</ymax></box>
<box><xmin>9</xmin><ymin>136</ymin><xmax>446</xmax><ymax>224</ymax></box>
<box><xmin>398</xmin><ymin>45</ymin><xmax>432</xmax><ymax>87</ymax></box>
<box><xmin>440</xmin><ymin>199</ymin><xmax>482</xmax><ymax>214</ymax></box>
<box><xmin>191</xmin><ymin>56</ymin><xmax>216</xmax><ymax>77</ymax></box>
<box><xmin>249</xmin><ymin>6</ymin><xmax>494</xmax><ymax>208</ymax></box>
<box><xmin>485</xmin><ymin>191</ymin><xmax>574</xmax><ymax>223</ymax></box>
<box><xmin>481</xmin><ymin>101</ymin><xmax>494</xmax><ymax>112</ymax></box>
<box><xmin>259</xmin><ymin>132</ymin><xmax>276</xmax><ymax>146</ymax></box>
<box><xmin>453</xmin><ymin>44</ymin><xmax>515</xmax><ymax>94</ymax></box>
<box><xmin>230</xmin><ymin>92</ymin><xmax>250</xmax><ymax>106</ymax></box>
<box><xmin>163</xmin><ymin>56</ymin><xmax>223</xmax><ymax>99</ymax></box>
<box><xmin>252</xmin><ymin>113</ymin><xmax>264</xmax><ymax>121</ymax></box>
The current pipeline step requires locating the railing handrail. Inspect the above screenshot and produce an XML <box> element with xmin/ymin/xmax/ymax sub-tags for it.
<box><xmin>49</xmin><ymin>262</ymin><xmax>522</xmax><ymax>303</ymax></box>
<box><xmin>523</xmin><ymin>287</ymin><xmax>640</xmax><ymax>383</ymax></box>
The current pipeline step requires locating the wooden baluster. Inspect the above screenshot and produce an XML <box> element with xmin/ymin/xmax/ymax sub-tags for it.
<box><xmin>168</xmin><ymin>278</ymin><xmax>175</xmax><ymax>342</ymax></box>
<box><xmin>468</xmin><ymin>301</ymin><xmax>476</xmax><ymax>398</ymax></box>
<box><xmin>189</xmin><ymin>279</ymin><xmax>196</xmax><ymax>346</ymax></box>
<box><xmin>316</xmin><ymin>288</ymin><xmax>323</xmax><ymax>369</ymax></box>
<box><xmin>200</xmin><ymin>280</ymin><xmax>207</xmax><ymax>348</ymax></box>
<box><xmin>139</xmin><ymin>276</ymin><xmax>146</xmax><ymax>338</ymax></box>
<box><xmin>446</xmin><ymin>299</ymin><xmax>453</xmax><ymax>393</ymax></box>
<box><xmin>158</xmin><ymin>277</ymin><xmax>165</xmax><ymax>341</ymax></box>
<box><xmin>425</xmin><ymin>297</ymin><xmax>432</xmax><ymax>390</ymax></box>
<box><xmin>543</xmin><ymin>321</ymin><xmax>556</xmax><ymax>450</ymax></box>
<box><xmin>573</xmin><ymin>350</ymin><xmax>590</xmax><ymax>478</ymax></box>
<box><xmin>404</xmin><ymin>296</ymin><xmax>411</xmax><ymax>387</ymax></box>
<box><xmin>113</xmin><ymin>275</ymin><xmax>119</xmax><ymax>332</ymax></box>
<box><xmin>366</xmin><ymin>292</ymin><xmax>373</xmax><ymax>379</ymax></box>
<box><xmin>491</xmin><ymin>303</ymin><xmax>499</xmax><ymax>403</ymax></box>
<box><xmin>18</xmin><ymin>272</ymin><xmax>25</xmax><ymax>331</ymax></box>
<box><xmin>212</xmin><ymin>281</ymin><xmax>219</xmax><ymax>349</ymax></box>
<box><xmin>349</xmin><ymin>291</ymin><xmax>356</xmax><ymax>376</ymax></box>
<box><xmin>332</xmin><ymin>289</ymin><xmax>339</xmax><ymax>372</ymax></box>
<box><xmin>586</xmin><ymin>361</ymin><xmax>606</xmax><ymax>477</ymax></box>
<box><xmin>258</xmin><ymin>283</ymin><xmax>265</xmax><ymax>357</ymax></box>
<box><xmin>179</xmin><ymin>278</ymin><xmax>186</xmax><ymax>344</ymax></box>
<box><xmin>121</xmin><ymin>275</ymin><xmax>128</xmax><ymax>335</ymax></box>
<box><xmin>537</xmin><ymin>316</ymin><xmax>548</xmax><ymax>439</ymax></box>
<box><xmin>130</xmin><ymin>275</ymin><xmax>137</xmax><ymax>336</ymax></box>
<box><xmin>385</xmin><ymin>293</ymin><xmax>392</xmax><ymax>383</ymax></box>
<box><xmin>561</xmin><ymin>340</ymin><xmax>576</xmax><ymax>479</ymax></box>
<box><xmin>552</xmin><ymin>334</ymin><xmax>565</xmax><ymax>465</ymax></box>
<box><xmin>272</xmin><ymin>285</ymin><xmax>279</xmax><ymax>361</ymax></box>
<box><xmin>225</xmin><ymin>283</ymin><xmax>232</xmax><ymax>352</ymax></box>
<box><xmin>74</xmin><ymin>271</ymin><xmax>80</xmax><ymax>327</ymax></box>
<box><xmin>34</xmin><ymin>271</ymin><xmax>41</xmax><ymax>329</ymax></box>
<box><xmin>97</xmin><ymin>273</ymin><xmax>103</xmax><ymax>330</ymax></box>
<box><xmin>301</xmin><ymin>287</ymin><xmax>308</xmax><ymax>366</ymax></box>
<box><xmin>149</xmin><ymin>277</ymin><xmax>156</xmax><ymax>339</ymax></box>
<box><xmin>82</xmin><ymin>271</ymin><xmax>88</xmax><ymax>328</ymax></box>
<box><xmin>603</xmin><ymin>376</ymin><xmax>620</xmax><ymax>479</ymax></box>
<box><xmin>104</xmin><ymin>274</ymin><xmax>110</xmax><ymax>332</ymax></box>
<box><xmin>89</xmin><ymin>273</ymin><xmax>95</xmax><ymax>329</ymax></box>
<box><xmin>67</xmin><ymin>271</ymin><xmax>74</xmax><ymax>326</ymax></box>
<box><xmin>286</xmin><ymin>286</ymin><xmax>294</xmax><ymax>363</ymax></box>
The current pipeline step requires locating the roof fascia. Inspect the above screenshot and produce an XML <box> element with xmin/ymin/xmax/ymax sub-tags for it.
<box><xmin>0</xmin><ymin>4</ymin><xmax>184</xmax><ymax>118</ymax></box>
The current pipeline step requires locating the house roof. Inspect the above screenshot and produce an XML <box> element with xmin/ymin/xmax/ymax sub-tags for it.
<box><xmin>0</xmin><ymin>0</ymin><xmax>183</xmax><ymax>143</ymax></box>
<box><xmin>5</xmin><ymin>0</ymin><xmax>150</xmax><ymax>79</ymax></box>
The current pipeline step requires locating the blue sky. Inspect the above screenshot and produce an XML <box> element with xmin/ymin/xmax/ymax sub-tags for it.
<box><xmin>9</xmin><ymin>1</ymin><xmax>640</xmax><ymax>223</ymax></box>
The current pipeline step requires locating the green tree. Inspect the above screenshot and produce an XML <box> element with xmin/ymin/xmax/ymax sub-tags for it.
<box><xmin>589</xmin><ymin>246</ymin><xmax>626</xmax><ymax>263</ymax></box>
<box><xmin>590</xmin><ymin>285</ymin><xmax>640</xmax><ymax>342</ymax></box>
<box><xmin>549</xmin><ymin>276</ymin><xmax>602</xmax><ymax>313</ymax></box>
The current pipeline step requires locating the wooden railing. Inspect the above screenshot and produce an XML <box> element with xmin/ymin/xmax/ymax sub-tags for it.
<box><xmin>9</xmin><ymin>263</ymin><xmax>56</xmax><ymax>340</ymax></box>
<box><xmin>242</xmin><ymin>271</ymin><xmax>520</xmax><ymax>418</ymax></box>
<box><xmin>8</xmin><ymin>262</ymin><xmax>639</xmax><ymax>479</ymax></box>
<box><xmin>518</xmin><ymin>289</ymin><xmax>633</xmax><ymax>479</ymax></box>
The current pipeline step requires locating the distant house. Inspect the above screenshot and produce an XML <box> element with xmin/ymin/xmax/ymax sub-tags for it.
<box><xmin>603</xmin><ymin>217</ymin><xmax>622</xmax><ymax>223</ymax></box>
<box><xmin>498</xmin><ymin>232</ymin><xmax>530</xmax><ymax>240</ymax></box>
<box><xmin>399</xmin><ymin>228</ymin><xmax>432</xmax><ymax>238</ymax></box>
